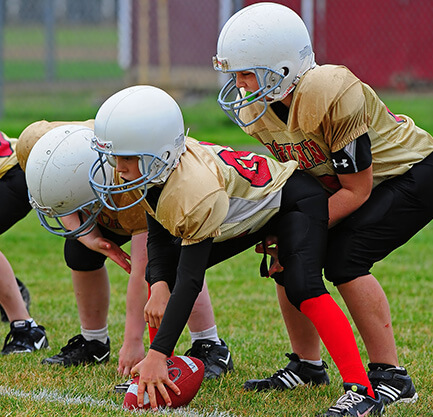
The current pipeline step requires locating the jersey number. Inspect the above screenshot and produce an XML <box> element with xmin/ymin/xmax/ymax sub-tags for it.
<box><xmin>218</xmin><ymin>149</ymin><xmax>272</xmax><ymax>187</ymax></box>
<box><xmin>0</xmin><ymin>132</ymin><xmax>13</xmax><ymax>158</ymax></box>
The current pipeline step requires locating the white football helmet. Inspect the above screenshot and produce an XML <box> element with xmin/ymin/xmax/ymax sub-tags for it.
<box><xmin>25</xmin><ymin>124</ymin><xmax>110</xmax><ymax>238</ymax></box>
<box><xmin>90</xmin><ymin>85</ymin><xmax>186</xmax><ymax>211</ymax></box>
<box><xmin>213</xmin><ymin>2</ymin><xmax>316</xmax><ymax>127</ymax></box>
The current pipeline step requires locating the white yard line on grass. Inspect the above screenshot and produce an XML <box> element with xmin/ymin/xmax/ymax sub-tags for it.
<box><xmin>0</xmin><ymin>385</ymin><xmax>236</xmax><ymax>417</ymax></box>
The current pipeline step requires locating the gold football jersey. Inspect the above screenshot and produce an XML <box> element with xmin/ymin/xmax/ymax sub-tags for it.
<box><xmin>16</xmin><ymin>120</ymin><xmax>146</xmax><ymax>236</ymax></box>
<box><xmin>241</xmin><ymin>64</ymin><xmax>433</xmax><ymax>193</ymax></box>
<box><xmin>0</xmin><ymin>132</ymin><xmax>18</xmax><ymax>179</ymax></box>
<box><xmin>131</xmin><ymin>138</ymin><xmax>298</xmax><ymax>245</ymax></box>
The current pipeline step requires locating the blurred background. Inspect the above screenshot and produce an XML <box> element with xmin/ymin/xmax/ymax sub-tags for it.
<box><xmin>1</xmin><ymin>0</ymin><xmax>433</xmax><ymax>133</ymax></box>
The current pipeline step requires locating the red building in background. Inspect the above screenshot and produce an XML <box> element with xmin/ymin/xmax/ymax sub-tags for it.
<box><xmin>128</xmin><ymin>0</ymin><xmax>433</xmax><ymax>91</ymax></box>
<box><xmin>245</xmin><ymin>0</ymin><xmax>433</xmax><ymax>90</ymax></box>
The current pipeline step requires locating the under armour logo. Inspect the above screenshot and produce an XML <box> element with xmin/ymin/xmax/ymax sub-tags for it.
<box><xmin>332</xmin><ymin>159</ymin><xmax>349</xmax><ymax>169</ymax></box>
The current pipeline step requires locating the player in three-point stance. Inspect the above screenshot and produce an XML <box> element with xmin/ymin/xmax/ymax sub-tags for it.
<box><xmin>88</xmin><ymin>85</ymin><xmax>383</xmax><ymax>416</ymax></box>
<box><xmin>20</xmin><ymin>121</ymin><xmax>233</xmax><ymax>382</ymax></box>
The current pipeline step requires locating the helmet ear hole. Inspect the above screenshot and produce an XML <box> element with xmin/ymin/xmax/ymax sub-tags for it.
<box><xmin>282</xmin><ymin>67</ymin><xmax>289</xmax><ymax>77</ymax></box>
<box><xmin>107</xmin><ymin>155</ymin><xmax>117</xmax><ymax>167</ymax></box>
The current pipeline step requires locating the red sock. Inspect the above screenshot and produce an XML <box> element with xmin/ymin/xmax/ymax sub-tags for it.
<box><xmin>147</xmin><ymin>283</ymin><xmax>158</xmax><ymax>344</ymax></box>
<box><xmin>147</xmin><ymin>283</ymin><xmax>174</xmax><ymax>356</ymax></box>
<box><xmin>300</xmin><ymin>294</ymin><xmax>375</xmax><ymax>398</ymax></box>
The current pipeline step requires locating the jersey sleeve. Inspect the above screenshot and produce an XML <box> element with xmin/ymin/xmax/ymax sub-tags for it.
<box><xmin>326</xmin><ymin>81</ymin><xmax>369</xmax><ymax>152</ymax></box>
<box><xmin>155</xmin><ymin>143</ymin><xmax>230</xmax><ymax>245</ymax></box>
<box><xmin>296</xmin><ymin>66</ymin><xmax>369</xmax><ymax>153</ymax></box>
<box><xmin>169</xmin><ymin>189</ymin><xmax>228</xmax><ymax>245</ymax></box>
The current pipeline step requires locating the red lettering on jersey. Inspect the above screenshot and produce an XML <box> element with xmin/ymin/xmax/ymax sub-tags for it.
<box><xmin>272</xmin><ymin>141</ymin><xmax>290</xmax><ymax>161</ymax></box>
<box><xmin>0</xmin><ymin>132</ymin><xmax>13</xmax><ymax>158</ymax></box>
<box><xmin>292</xmin><ymin>143</ymin><xmax>314</xmax><ymax>169</ymax></box>
<box><xmin>386</xmin><ymin>106</ymin><xmax>405</xmax><ymax>123</ymax></box>
<box><xmin>218</xmin><ymin>149</ymin><xmax>272</xmax><ymax>187</ymax></box>
<box><xmin>267</xmin><ymin>139</ymin><xmax>327</xmax><ymax>171</ymax></box>
<box><xmin>304</xmin><ymin>140</ymin><xmax>327</xmax><ymax>165</ymax></box>
<box><xmin>317</xmin><ymin>174</ymin><xmax>341</xmax><ymax>194</ymax></box>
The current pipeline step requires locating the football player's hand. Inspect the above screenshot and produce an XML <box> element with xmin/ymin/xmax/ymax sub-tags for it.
<box><xmin>255</xmin><ymin>235</ymin><xmax>284</xmax><ymax>275</ymax></box>
<box><xmin>93</xmin><ymin>237</ymin><xmax>132</xmax><ymax>273</ymax></box>
<box><xmin>131</xmin><ymin>350</ymin><xmax>180</xmax><ymax>410</ymax></box>
<box><xmin>144</xmin><ymin>282</ymin><xmax>170</xmax><ymax>329</ymax></box>
<box><xmin>118</xmin><ymin>340</ymin><xmax>146</xmax><ymax>377</ymax></box>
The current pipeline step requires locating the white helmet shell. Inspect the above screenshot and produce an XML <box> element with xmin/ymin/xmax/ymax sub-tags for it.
<box><xmin>213</xmin><ymin>2</ymin><xmax>316</xmax><ymax>126</ymax></box>
<box><xmin>90</xmin><ymin>85</ymin><xmax>186</xmax><ymax>211</ymax></box>
<box><xmin>25</xmin><ymin>124</ymin><xmax>107</xmax><ymax>237</ymax></box>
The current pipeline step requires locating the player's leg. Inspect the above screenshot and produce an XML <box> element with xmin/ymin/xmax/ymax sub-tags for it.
<box><xmin>274</xmin><ymin>171</ymin><xmax>382</xmax><ymax>415</ymax></box>
<box><xmin>337</xmin><ymin>275</ymin><xmax>396</xmax><ymax>365</ymax></box>
<box><xmin>275</xmin><ymin>284</ymin><xmax>321</xmax><ymax>359</ymax></box>
<box><xmin>0</xmin><ymin>251</ymin><xmax>31</xmax><ymax>323</ymax></box>
<box><xmin>244</xmin><ymin>284</ymin><xmax>327</xmax><ymax>392</ymax></box>
<box><xmin>185</xmin><ymin>280</ymin><xmax>233</xmax><ymax>379</ymax></box>
<box><xmin>118</xmin><ymin>232</ymin><xmax>148</xmax><ymax>377</ymax></box>
<box><xmin>41</xmin><ymin>228</ymin><xmax>129</xmax><ymax>366</ymax></box>
<box><xmin>0</xmin><ymin>165</ymin><xmax>48</xmax><ymax>354</ymax></box>
<box><xmin>326</xmin><ymin>154</ymin><xmax>433</xmax><ymax>405</ymax></box>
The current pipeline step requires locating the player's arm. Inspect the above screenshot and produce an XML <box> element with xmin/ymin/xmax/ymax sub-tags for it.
<box><xmin>328</xmin><ymin>133</ymin><xmax>373</xmax><ymax>228</ymax></box>
<box><xmin>131</xmin><ymin>216</ymin><xmax>213</xmax><ymax>409</ymax></box>
<box><xmin>145</xmin><ymin>213</ymin><xmax>180</xmax><ymax>290</ymax></box>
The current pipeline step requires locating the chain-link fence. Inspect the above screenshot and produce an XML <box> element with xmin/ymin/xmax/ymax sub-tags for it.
<box><xmin>1</xmin><ymin>0</ymin><xmax>432</xmax><ymax>118</ymax></box>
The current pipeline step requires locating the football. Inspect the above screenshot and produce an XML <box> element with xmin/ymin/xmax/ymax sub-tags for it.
<box><xmin>123</xmin><ymin>355</ymin><xmax>205</xmax><ymax>410</ymax></box>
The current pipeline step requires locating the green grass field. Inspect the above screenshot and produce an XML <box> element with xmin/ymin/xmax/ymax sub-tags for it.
<box><xmin>0</xmin><ymin>92</ymin><xmax>433</xmax><ymax>416</ymax></box>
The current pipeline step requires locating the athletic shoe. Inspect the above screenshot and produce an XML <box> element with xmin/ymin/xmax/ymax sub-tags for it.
<box><xmin>368</xmin><ymin>362</ymin><xmax>418</xmax><ymax>405</ymax></box>
<box><xmin>317</xmin><ymin>383</ymin><xmax>384</xmax><ymax>416</ymax></box>
<box><xmin>1</xmin><ymin>320</ymin><xmax>48</xmax><ymax>354</ymax></box>
<box><xmin>0</xmin><ymin>278</ymin><xmax>31</xmax><ymax>323</ymax></box>
<box><xmin>184</xmin><ymin>338</ymin><xmax>233</xmax><ymax>379</ymax></box>
<box><xmin>114</xmin><ymin>378</ymin><xmax>134</xmax><ymax>394</ymax></box>
<box><xmin>41</xmin><ymin>334</ymin><xmax>110</xmax><ymax>366</ymax></box>
<box><xmin>243</xmin><ymin>353</ymin><xmax>329</xmax><ymax>391</ymax></box>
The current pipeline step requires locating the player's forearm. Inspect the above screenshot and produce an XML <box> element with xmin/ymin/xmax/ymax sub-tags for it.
<box><xmin>150</xmin><ymin>239</ymin><xmax>212</xmax><ymax>355</ymax></box>
<box><xmin>328</xmin><ymin>188</ymin><xmax>366</xmax><ymax>228</ymax></box>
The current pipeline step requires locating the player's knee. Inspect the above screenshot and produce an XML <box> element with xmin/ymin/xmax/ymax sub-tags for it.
<box><xmin>324</xmin><ymin>256</ymin><xmax>369</xmax><ymax>286</ymax></box>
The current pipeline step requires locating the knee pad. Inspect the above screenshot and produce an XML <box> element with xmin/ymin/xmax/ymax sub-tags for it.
<box><xmin>64</xmin><ymin>239</ymin><xmax>106</xmax><ymax>271</ymax></box>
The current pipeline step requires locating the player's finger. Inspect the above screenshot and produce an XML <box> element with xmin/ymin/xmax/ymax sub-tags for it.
<box><xmin>166</xmin><ymin>379</ymin><xmax>181</xmax><ymax>396</ymax></box>
<box><xmin>148</xmin><ymin>384</ymin><xmax>166</xmax><ymax>410</ymax></box>
<box><xmin>156</xmin><ymin>382</ymin><xmax>172</xmax><ymax>408</ymax></box>
<box><xmin>122</xmin><ymin>365</ymin><xmax>131</xmax><ymax>377</ymax></box>
<box><xmin>155</xmin><ymin>314</ymin><xmax>163</xmax><ymax>329</ymax></box>
<box><xmin>269</xmin><ymin>261</ymin><xmax>284</xmax><ymax>275</ymax></box>
<box><xmin>146</xmin><ymin>315</ymin><xmax>156</xmax><ymax>329</ymax></box>
<box><xmin>136</xmin><ymin>379</ymin><xmax>146</xmax><ymax>408</ymax></box>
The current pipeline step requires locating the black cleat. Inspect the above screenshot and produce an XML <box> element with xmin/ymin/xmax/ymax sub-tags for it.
<box><xmin>368</xmin><ymin>363</ymin><xmax>418</xmax><ymax>405</ymax></box>
<box><xmin>41</xmin><ymin>334</ymin><xmax>109</xmax><ymax>366</ymax></box>
<box><xmin>184</xmin><ymin>338</ymin><xmax>233</xmax><ymax>379</ymax></box>
<box><xmin>317</xmin><ymin>383</ymin><xmax>384</xmax><ymax>416</ymax></box>
<box><xmin>2</xmin><ymin>320</ymin><xmax>48</xmax><ymax>354</ymax></box>
<box><xmin>0</xmin><ymin>278</ymin><xmax>31</xmax><ymax>323</ymax></box>
<box><xmin>244</xmin><ymin>353</ymin><xmax>329</xmax><ymax>391</ymax></box>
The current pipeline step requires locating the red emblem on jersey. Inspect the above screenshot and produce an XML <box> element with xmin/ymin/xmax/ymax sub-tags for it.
<box><xmin>218</xmin><ymin>149</ymin><xmax>272</xmax><ymax>187</ymax></box>
<box><xmin>0</xmin><ymin>132</ymin><xmax>13</xmax><ymax>158</ymax></box>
